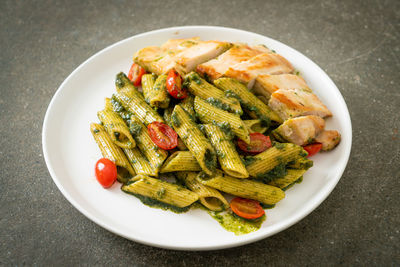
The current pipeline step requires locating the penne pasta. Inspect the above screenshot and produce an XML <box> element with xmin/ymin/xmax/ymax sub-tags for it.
<box><xmin>90</xmin><ymin>123</ymin><xmax>135</xmax><ymax>183</ymax></box>
<box><xmin>194</xmin><ymin>96</ymin><xmax>250</xmax><ymax>144</ymax></box>
<box><xmin>97</xmin><ymin>109</ymin><xmax>136</xmax><ymax>149</ymax></box>
<box><xmin>214</xmin><ymin>77</ymin><xmax>283</xmax><ymax>124</ymax></box>
<box><xmin>123</xmin><ymin>147</ymin><xmax>157</xmax><ymax>176</ymax></box>
<box><xmin>113</xmin><ymin>72</ymin><xmax>164</xmax><ymax>125</ymax></box>
<box><xmin>176</xmin><ymin>172</ymin><xmax>228</xmax><ymax>211</ymax></box>
<box><xmin>160</xmin><ymin>151</ymin><xmax>201</xmax><ymax>173</ymax></box>
<box><xmin>129</xmin><ymin>116</ymin><xmax>168</xmax><ymax>175</ymax></box>
<box><xmin>197</xmin><ymin>171</ymin><xmax>285</xmax><ymax>205</ymax></box>
<box><xmin>203</xmin><ymin>124</ymin><xmax>249</xmax><ymax>178</ymax></box>
<box><xmin>268</xmin><ymin>169</ymin><xmax>306</xmax><ymax>189</ymax></box>
<box><xmin>243</xmin><ymin>119</ymin><xmax>268</xmax><ymax>134</ymax></box>
<box><xmin>246</xmin><ymin>143</ymin><xmax>307</xmax><ymax>177</ymax></box>
<box><xmin>184</xmin><ymin>72</ymin><xmax>242</xmax><ymax>115</ymax></box>
<box><xmin>171</xmin><ymin>105</ymin><xmax>217</xmax><ymax>175</ymax></box>
<box><xmin>122</xmin><ymin>175</ymin><xmax>199</xmax><ymax>208</ymax></box>
<box><xmin>142</xmin><ymin>74</ymin><xmax>170</xmax><ymax>108</ymax></box>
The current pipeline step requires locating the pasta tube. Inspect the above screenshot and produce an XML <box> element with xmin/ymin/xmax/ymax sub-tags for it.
<box><xmin>121</xmin><ymin>174</ymin><xmax>199</xmax><ymax>208</ymax></box>
<box><xmin>287</xmin><ymin>157</ymin><xmax>313</xmax><ymax>170</ymax></box>
<box><xmin>214</xmin><ymin>78</ymin><xmax>283</xmax><ymax>124</ymax></box>
<box><xmin>194</xmin><ymin>96</ymin><xmax>250</xmax><ymax>144</ymax></box>
<box><xmin>196</xmin><ymin>171</ymin><xmax>285</xmax><ymax>205</ymax></box>
<box><xmin>246</xmin><ymin>143</ymin><xmax>307</xmax><ymax>177</ymax></box>
<box><xmin>203</xmin><ymin>124</ymin><xmax>249</xmax><ymax>178</ymax></box>
<box><xmin>123</xmin><ymin>147</ymin><xmax>157</xmax><ymax>176</ymax></box>
<box><xmin>160</xmin><ymin>151</ymin><xmax>201</xmax><ymax>173</ymax></box>
<box><xmin>129</xmin><ymin>116</ymin><xmax>168</xmax><ymax>175</ymax></box>
<box><xmin>114</xmin><ymin>72</ymin><xmax>164</xmax><ymax>125</ymax></box>
<box><xmin>97</xmin><ymin>109</ymin><xmax>135</xmax><ymax>149</ymax></box>
<box><xmin>268</xmin><ymin>169</ymin><xmax>306</xmax><ymax>189</ymax></box>
<box><xmin>176</xmin><ymin>172</ymin><xmax>228</xmax><ymax>211</ymax></box>
<box><xmin>179</xmin><ymin>94</ymin><xmax>196</xmax><ymax>119</ymax></box>
<box><xmin>184</xmin><ymin>72</ymin><xmax>242</xmax><ymax>115</ymax></box>
<box><xmin>243</xmin><ymin>119</ymin><xmax>268</xmax><ymax>134</ymax></box>
<box><xmin>90</xmin><ymin>123</ymin><xmax>135</xmax><ymax>183</ymax></box>
<box><xmin>104</xmin><ymin>97</ymin><xmax>113</xmax><ymax>111</ymax></box>
<box><xmin>171</xmin><ymin>105</ymin><xmax>217</xmax><ymax>175</ymax></box>
<box><xmin>142</xmin><ymin>74</ymin><xmax>170</xmax><ymax>108</ymax></box>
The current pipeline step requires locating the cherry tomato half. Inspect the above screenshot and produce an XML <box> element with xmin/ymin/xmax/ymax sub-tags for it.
<box><xmin>303</xmin><ymin>143</ymin><xmax>322</xmax><ymax>157</ymax></box>
<box><xmin>237</xmin><ymin>133</ymin><xmax>272</xmax><ymax>155</ymax></box>
<box><xmin>95</xmin><ymin>158</ymin><xmax>117</xmax><ymax>188</ymax></box>
<box><xmin>166</xmin><ymin>69</ymin><xmax>187</xmax><ymax>99</ymax></box>
<box><xmin>230</xmin><ymin>197</ymin><xmax>265</xmax><ymax>220</ymax></box>
<box><xmin>147</xmin><ymin>121</ymin><xmax>178</xmax><ymax>150</ymax></box>
<box><xmin>128</xmin><ymin>63</ymin><xmax>146</xmax><ymax>86</ymax></box>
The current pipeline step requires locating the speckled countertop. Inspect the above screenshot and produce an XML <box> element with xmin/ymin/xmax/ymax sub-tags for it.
<box><xmin>1</xmin><ymin>0</ymin><xmax>399</xmax><ymax>265</ymax></box>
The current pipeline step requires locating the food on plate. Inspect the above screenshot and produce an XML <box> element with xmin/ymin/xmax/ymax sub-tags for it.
<box><xmin>89</xmin><ymin>37</ymin><xmax>341</xmax><ymax>235</ymax></box>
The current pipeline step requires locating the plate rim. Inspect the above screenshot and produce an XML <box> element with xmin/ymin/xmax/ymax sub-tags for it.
<box><xmin>42</xmin><ymin>25</ymin><xmax>352</xmax><ymax>251</ymax></box>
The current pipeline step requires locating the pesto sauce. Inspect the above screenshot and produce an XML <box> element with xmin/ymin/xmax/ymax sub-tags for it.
<box><xmin>115</xmin><ymin>72</ymin><xmax>127</xmax><ymax>88</ymax></box>
<box><xmin>206</xmin><ymin>97</ymin><xmax>230</xmax><ymax>112</ymax></box>
<box><xmin>130</xmin><ymin>123</ymin><xmax>142</xmax><ymax>136</ymax></box>
<box><xmin>93</xmin><ymin>128</ymin><xmax>100</xmax><ymax>134</ymax></box>
<box><xmin>204</xmin><ymin>149</ymin><xmax>217</xmax><ymax>172</ymax></box>
<box><xmin>242</xmin><ymin>156</ymin><xmax>260</xmax><ymax>166</ymax></box>
<box><xmin>256</xmin><ymin>163</ymin><xmax>287</xmax><ymax>183</ymax></box>
<box><xmin>111</xmin><ymin>95</ymin><xmax>125</xmax><ymax>113</ymax></box>
<box><xmin>122</xmin><ymin>190</ymin><xmax>191</xmax><ymax>213</ymax></box>
<box><xmin>171</xmin><ymin>112</ymin><xmax>181</xmax><ymax>127</ymax></box>
<box><xmin>282</xmin><ymin>176</ymin><xmax>303</xmax><ymax>191</ymax></box>
<box><xmin>208</xmin><ymin>210</ymin><xmax>266</xmax><ymax>235</ymax></box>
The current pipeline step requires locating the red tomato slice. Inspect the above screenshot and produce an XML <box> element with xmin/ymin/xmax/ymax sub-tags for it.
<box><xmin>128</xmin><ymin>63</ymin><xmax>146</xmax><ymax>86</ymax></box>
<box><xmin>95</xmin><ymin>158</ymin><xmax>117</xmax><ymax>188</ymax></box>
<box><xmin>230</xmin><ymin>197</ymin><xmax>265</xmax><ymax>220</ymax></box>
<box><xmin>147</xmin><ymin>121</ymin><xmax>178</xmax><ymax>150</ymax></box>
<box><xmin>166</xmin><ymin>69</ymin><xmax>187</xmax><ymax>99</ymax></box>
<box><xmin>303</xmin><ymin>143</ymin><xmax>322</xmax><ymax>157</ymax></box>
<box><xmin>237</xmin><ymin>133</ymin><xmax>272</xmax><ymax>155</ymax></box>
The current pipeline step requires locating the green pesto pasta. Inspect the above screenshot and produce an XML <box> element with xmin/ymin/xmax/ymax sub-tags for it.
<box><xmin>123</xmin><ymin>147</ymin><xmax>157</xmax><ymax>177</ymax></box>
<box><xmin>121</xmin><ymin>174</ymin><xmax>199</xmax><ymax>208</ymax></box>
<box><xmin>184</xmin><ymin>72</ymin><xmax>242</xmax><ymax>115</ymax></box>
<box><xmin>214</xmin><ymin>77</ymin><xmax>283</xmax><ymax>124</ymax></box>
<box><xmin>171</xmin><ymin>105</ymin><xmax>217</xmax><ymax>175</ymax></box>
<box><xmin>113</xmin><ymin>72</ymin><xmax>164</xmax><ymax>125</ymax></box>
<box><xmin>196</xmin><ymin>171</ymin><xmax>285</xmax><ymax>205</ymax></box>
<box><xmin>142</xmin><ymin>74</ymin><xmax>170</xmax><ymax>108</ymax></box>
<box><xmin>246</xmin><ymin>143</ymin><xmax>307</xmax><ymax>177</ymax></box>
<box><xmin>129</xmin><ymin>116</ymin><xmax>168</xmax><ymax>175</ymax></box>
<box><xmin>243</xmin><ymin>119</ymin><xmax>268</xmax><ymax>134</ymax></box>
<box><xmin>160</xmin><ymin>151</ymin><xmax>201</xmax><ymax>173</ymax></box>
<box><xmin>194</xmin><ymin>96</ymin><xmax>250</xmax><ymax>144</ymax></box>
<box><xmin>203</xmin><ymin>124</ymin><xmax>249</xmax><ymax>178</ymax></box>
<box><xmin>90</xmin><ymin>123</ymin><xmax>135</xmax><ymax>183</ymax></box>
<box><xmin>176</xmin><ymin>172</ymin><xmax>228</xmax><ymax>211</ymax></box>
<box><xmin>268</xmin><ymin>169</ymin><xmax>306</xmax><ymax>189</ymax></box>
<box><xmin>97</xmin><ymin>109</ymin><xmax>135</xmax><ymax>149</ymax></box>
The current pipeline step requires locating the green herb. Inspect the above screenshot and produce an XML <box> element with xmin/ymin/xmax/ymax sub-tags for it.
<box><xmin>130</xmin><ymin>123</ymin><xmax>142</xmax><ymax>136</ymax></box>
<box><xmin>93</xmin><ymin>128</ymin><xmax>100</xmax><ymax>134</ymax></box>
<box><xmin>171</xmin><ymin>112</ymin><xmax>181</xmax><ymax>127</ymax></box>
<box><xmin>256</xmin><ymin>163</ymin><xmax>287</xmax><ymax>183</ymax></box>
<box><xmin>111</xmin><ymin>95</ymin><xmax>125</xmax><ymax>113</ymax></box>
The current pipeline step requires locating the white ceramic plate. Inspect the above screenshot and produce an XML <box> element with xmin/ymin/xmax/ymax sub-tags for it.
<box><xmin>42</xmin><ymin>26</ymin><xmax>352</xmax><ymax>250</ymax></box>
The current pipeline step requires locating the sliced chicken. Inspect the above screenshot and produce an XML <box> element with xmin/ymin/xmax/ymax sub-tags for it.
<box><xmin>272</xmin><ymin>115</ymin><xmax>325</xmax><ymax>146</ymax></box>
<box><xmin>133</xmin><ymin>46</ymin><xmax>164</xmax><ymax>74</ymax></box>
<box><xmin>174</xmin><ymin>41</ymin><xmax>232</xmax><ymax>74</ymax></box>
<box><xmin>224</xmin><ymin>53</ymin><xmax>294</xmax><ymax>88</ymax></box>
<box><xmin>268</xmin><ymin>88</ymin><xmax>332</xmax><ymax>120</ymax></box>
<box><xmin>253</xmin><ymin>74</ymin><xmax>310</xmax><ymax>100</ymax></box>
<box><xmin>196</xmin><ymin>44</ymin><xmax>271</xmax><ymax>80</ymax></box>
<box><xmin>160</xmin><ymin>37</ymin><xmax>200</xmax><ymax>53</ymax></box>
<box><xmin>315</xmin><ymin>130</ymin><xmax>341</xmax><ymax>151</ymax></box>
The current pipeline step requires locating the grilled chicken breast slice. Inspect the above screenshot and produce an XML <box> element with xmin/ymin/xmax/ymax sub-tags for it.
<box><xmin>253</xmin><ymin>74</ymin><xmax>310</xmax><ymax>100</ymax></box>
<box><xmin>268</xmin><ymin>88</ymin><xmax>332</xmax><ymax>120</ymax></box>
<box><xmin>133</xmin><ymin>46</ymin><xmax>164</xmax><ymax>74</ymax></box>
<box><xmin>174</xmin><ymin>41</ymin><xmax>232</xmax><ymax>74</ymax></box>
<box><xmin>315</xmin><ymin>130</ymin><xmax>341</xmax><ymax>151</ymax></box>
<box><xmin>160</xmin><ymin>37</ymin><xmax>200</xmax><ymax>53</ymax></box>
<box><xmin>224</xmin><ymin>53</ymin><xmax>294</xmax><ymax>88</ymax></box>
<box><xmin>272</xmin><ymin>115</ymin><xmax>325</xmax><ymax>146</ymax></box>
<box><xmin>196</xmin><ymin>44</ymin><xmax>271</xmax><ymax>80</ymax></box>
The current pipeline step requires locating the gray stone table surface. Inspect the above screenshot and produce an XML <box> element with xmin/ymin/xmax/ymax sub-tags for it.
<box><xmin>1</xmin><ymin>0</ymin><xmax>399</xmax><ymax>265</ymax></box>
